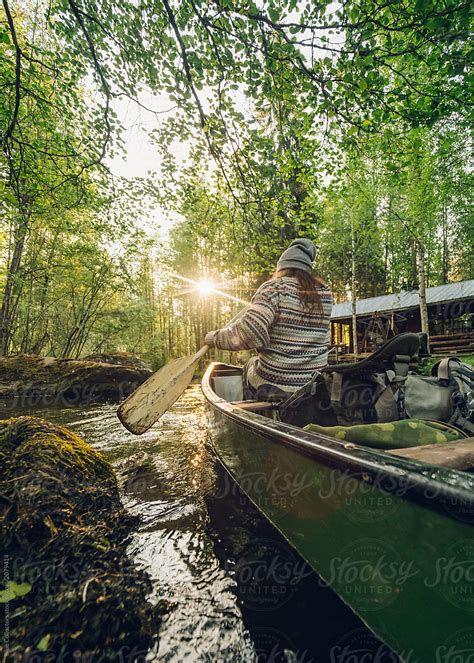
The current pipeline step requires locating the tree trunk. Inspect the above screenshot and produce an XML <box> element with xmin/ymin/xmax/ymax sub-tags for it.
<box><xmin>416</xmin><ymin>241</ymin><xmax>430</xmax><ymax>348</ymax></box>
<box><xmin>441</xmin><ymin>201</ymin><xmax>449</xmax><ymax>284</ymax></box>
<box><xmin>351</xmin><ymin>220</ymin><xmax>358</xmax><ymax>356</ymax></box>
<box><xmin>0</xmin><ymin>216</ymin><xmax>28</xmax><ymax>355</ymax></box>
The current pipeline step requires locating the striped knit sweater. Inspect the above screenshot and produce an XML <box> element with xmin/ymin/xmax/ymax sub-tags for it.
<box><xmin>214</xmin><ymin>276</ymin><xmax>333</xmax><ymax>392</ymax></box>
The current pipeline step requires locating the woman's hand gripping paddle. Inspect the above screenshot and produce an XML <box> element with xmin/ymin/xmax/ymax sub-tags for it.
<box><xmin>117</xmin><ymin>308</ymin><xmax>245</xmax><ymax>434</ymax></box>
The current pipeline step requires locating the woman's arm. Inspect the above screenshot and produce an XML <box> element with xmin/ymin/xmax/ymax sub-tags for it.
<box><xmin>205</xmin><ymin>281</ymin><xmax>278</xmax><ymax>351</ymax></box>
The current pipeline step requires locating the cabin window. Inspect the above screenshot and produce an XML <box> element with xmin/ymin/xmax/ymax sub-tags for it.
<box><xmin>331</xmin><ymin>323</ymin><xmax>350</xmax><ymax>349</ymax></box>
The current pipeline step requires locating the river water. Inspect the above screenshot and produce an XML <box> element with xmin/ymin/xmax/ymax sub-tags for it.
<box><xmin>1</xmin><ymin>386</ymin><xmax>398</xmax><ymax>662</ymax></box>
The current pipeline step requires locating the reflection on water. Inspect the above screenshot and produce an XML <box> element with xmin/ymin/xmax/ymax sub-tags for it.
<box><xmin>1</xmin><ymin>386</ymin><xmax>395</xmax><ymax>662</ymax></box>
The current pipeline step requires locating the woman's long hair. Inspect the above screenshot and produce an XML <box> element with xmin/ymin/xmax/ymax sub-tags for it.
<box><xmin>273</xmin><ymin>267</ymin><xmax>327</xmax><ymax>315</ymax></box>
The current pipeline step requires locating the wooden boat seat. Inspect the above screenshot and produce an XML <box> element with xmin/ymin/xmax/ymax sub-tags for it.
<box><xmin>390</xmin><ymin>438</ymin><xmax>474</xmax><ymax>471</ymax></box>
<box><xmin>231</xmin><ymin>400</ymin><xmax>278</xmax><ymax>411</ymax></box>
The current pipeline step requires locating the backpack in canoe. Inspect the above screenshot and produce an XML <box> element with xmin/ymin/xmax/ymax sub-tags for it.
<box><xmin>279</xmin><ymin>332</ymin><xmax>474</xmax><ymax>436</ymax></box>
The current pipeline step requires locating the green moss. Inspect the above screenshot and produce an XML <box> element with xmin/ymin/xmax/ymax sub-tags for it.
<box><xmin>0</xmin><ymin>416</ymin><xmax>111</xmax><ymax>472</ymax></box>
<box><xmin>0</xmin><ymin>416</ymin><xmax>163</xmax><ymax>659</ymax></box>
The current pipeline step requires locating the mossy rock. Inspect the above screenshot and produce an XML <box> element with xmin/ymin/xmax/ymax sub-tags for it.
<box><xmin>0</xmin><ymin>354</ymin><xmax>152</xmax><ymax>405</ymax></box>
<box><xmin>0</xmin><ymin>417</ymin><xmax>163</xmax><ymax>658</ymax></box>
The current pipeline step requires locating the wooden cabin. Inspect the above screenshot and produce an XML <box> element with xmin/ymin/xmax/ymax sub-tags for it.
<box><xmin>330</xmin><ymin>279</ymin><xmax>474</xmax><ymax>359</ymax></box>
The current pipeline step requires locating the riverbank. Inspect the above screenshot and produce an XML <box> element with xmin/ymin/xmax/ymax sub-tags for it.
<box><xmin>0</xmin><ymin>416</ymin><xmax>163</xmax><ymax>658</ymax></box>
<box><xmin>0</xmin><ymin>353</ymin><xmax>151</xmax><ymax>406</ymax></box>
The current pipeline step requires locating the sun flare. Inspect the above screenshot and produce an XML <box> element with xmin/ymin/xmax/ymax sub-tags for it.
<box><xmin>195</xmin><ymin>279</ymin><xmax>215</xmax><ymax>296</ymax></box>
<box><xmin>172</xmin><ymin>273</ymin><xmax>248</xmax><ymax>305</ymax></box>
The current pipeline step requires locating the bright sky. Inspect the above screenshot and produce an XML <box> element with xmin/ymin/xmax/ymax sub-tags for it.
<box><xmin>106</xmin><ymin>83</ymin><xmax>251</xmax><ymax>242</ymax></box>
<box><xmin>107</xmin><ymin>89</ymin><xmax>189</xmax><ymax>238</ymax></box>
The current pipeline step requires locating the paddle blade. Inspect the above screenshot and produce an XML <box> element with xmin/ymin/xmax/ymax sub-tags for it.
<box><xmin>117</xmin><ymin>349</ymin><xmax>206</xmax><ymax>434</ymax></box>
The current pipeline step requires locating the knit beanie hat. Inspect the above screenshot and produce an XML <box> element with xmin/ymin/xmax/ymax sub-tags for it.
<box><xmin>276</xmin><ymin>238</ymin><xmax>317</xmax><ymax>274</ymax></box>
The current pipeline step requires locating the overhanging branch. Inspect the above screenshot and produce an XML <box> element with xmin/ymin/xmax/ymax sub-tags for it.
<box><xmin>1</xmin><ymin>0</ymin><xmax>22</xmax><ymax>146</ymax></box>
<box><xmin>67</xmin><ymin>0</ymin><xmax>111</xmax><ymax>165</ymax></box>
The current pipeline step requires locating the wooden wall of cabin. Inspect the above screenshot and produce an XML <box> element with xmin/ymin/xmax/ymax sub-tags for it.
<box><xmin>429</xmin><ymin>300</ymin><xmax>474</xmax><ymax>335</ymax></box>
<box><xmin>403</xmin><ymin>309</ymin><xmax>420</xmax><ymax>333</ymax></box>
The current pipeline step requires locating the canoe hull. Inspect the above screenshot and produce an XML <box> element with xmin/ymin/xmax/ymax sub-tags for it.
<box><xmin>202</xmin><ymin>363</ymin><xmax>474</xmax><ymax>662</ymax></box>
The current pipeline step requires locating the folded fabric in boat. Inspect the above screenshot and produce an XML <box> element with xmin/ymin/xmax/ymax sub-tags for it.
<box><xmin>303</xmin><ymin>419</ymin><xmax>465</xmax><ymax>450</ymax></box>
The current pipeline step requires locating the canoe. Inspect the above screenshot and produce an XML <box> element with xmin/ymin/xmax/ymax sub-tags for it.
<box><xmin>202</xmin><ymin>362</ymin><xmax>474</xmax><ymax>662</ymax></box>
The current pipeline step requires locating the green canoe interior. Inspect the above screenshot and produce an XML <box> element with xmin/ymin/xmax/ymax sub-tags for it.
<box><xmin>202</xmin><ymin>362</ymin><xmax>474</xmax><ymax>662</ymax></box>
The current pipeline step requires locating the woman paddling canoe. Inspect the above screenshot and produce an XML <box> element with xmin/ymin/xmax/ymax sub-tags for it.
<box><xmin>204</xmin><ymin>238</ymin><xmax>333</xmax><ymax>402</ymax></box>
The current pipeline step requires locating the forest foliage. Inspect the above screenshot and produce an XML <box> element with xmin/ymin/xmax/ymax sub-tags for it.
<box><xmin>1</xmin><ymin>0</ymin><xmax>472</xmax><ymax>362</ymax></box>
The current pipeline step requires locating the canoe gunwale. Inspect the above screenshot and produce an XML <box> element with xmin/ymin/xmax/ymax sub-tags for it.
<box><xmin>202</xmin><ymin>362</ymin><xmax>474</xmax><ymax>518</ymax></box>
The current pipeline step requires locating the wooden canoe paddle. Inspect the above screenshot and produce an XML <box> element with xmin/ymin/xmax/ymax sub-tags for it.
<box><xmin>117</xmin><ymin>308</ymin><xmax>245</xmax><ymax>434</ymax></box>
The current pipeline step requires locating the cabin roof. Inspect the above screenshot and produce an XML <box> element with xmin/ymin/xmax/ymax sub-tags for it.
<box><xmin>330</xmin><ymin>279</ymin><xmax>474</xmax><ymax>321</ymax></box>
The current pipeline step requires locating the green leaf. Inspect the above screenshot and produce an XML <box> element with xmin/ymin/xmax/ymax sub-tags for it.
<box><xmin>0</xmin><ymin>581</ymin><xmax>32</xmax><ymax>603</ymax></box>
<box><xmin>268</xmin><ymin>7</ymin><xmax>279</xmax><ymax>22</ymax></box>
<box><xmin>37</xmin><ymin>635</ymin><xmax>51</xmax><ymax>651</ymax></box>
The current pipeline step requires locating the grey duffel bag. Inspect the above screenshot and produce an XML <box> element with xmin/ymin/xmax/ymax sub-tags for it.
<box><xmin>405</xmin><ymin>357</ymin><xmax>474</xmax><ymax>435</ymax></box>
